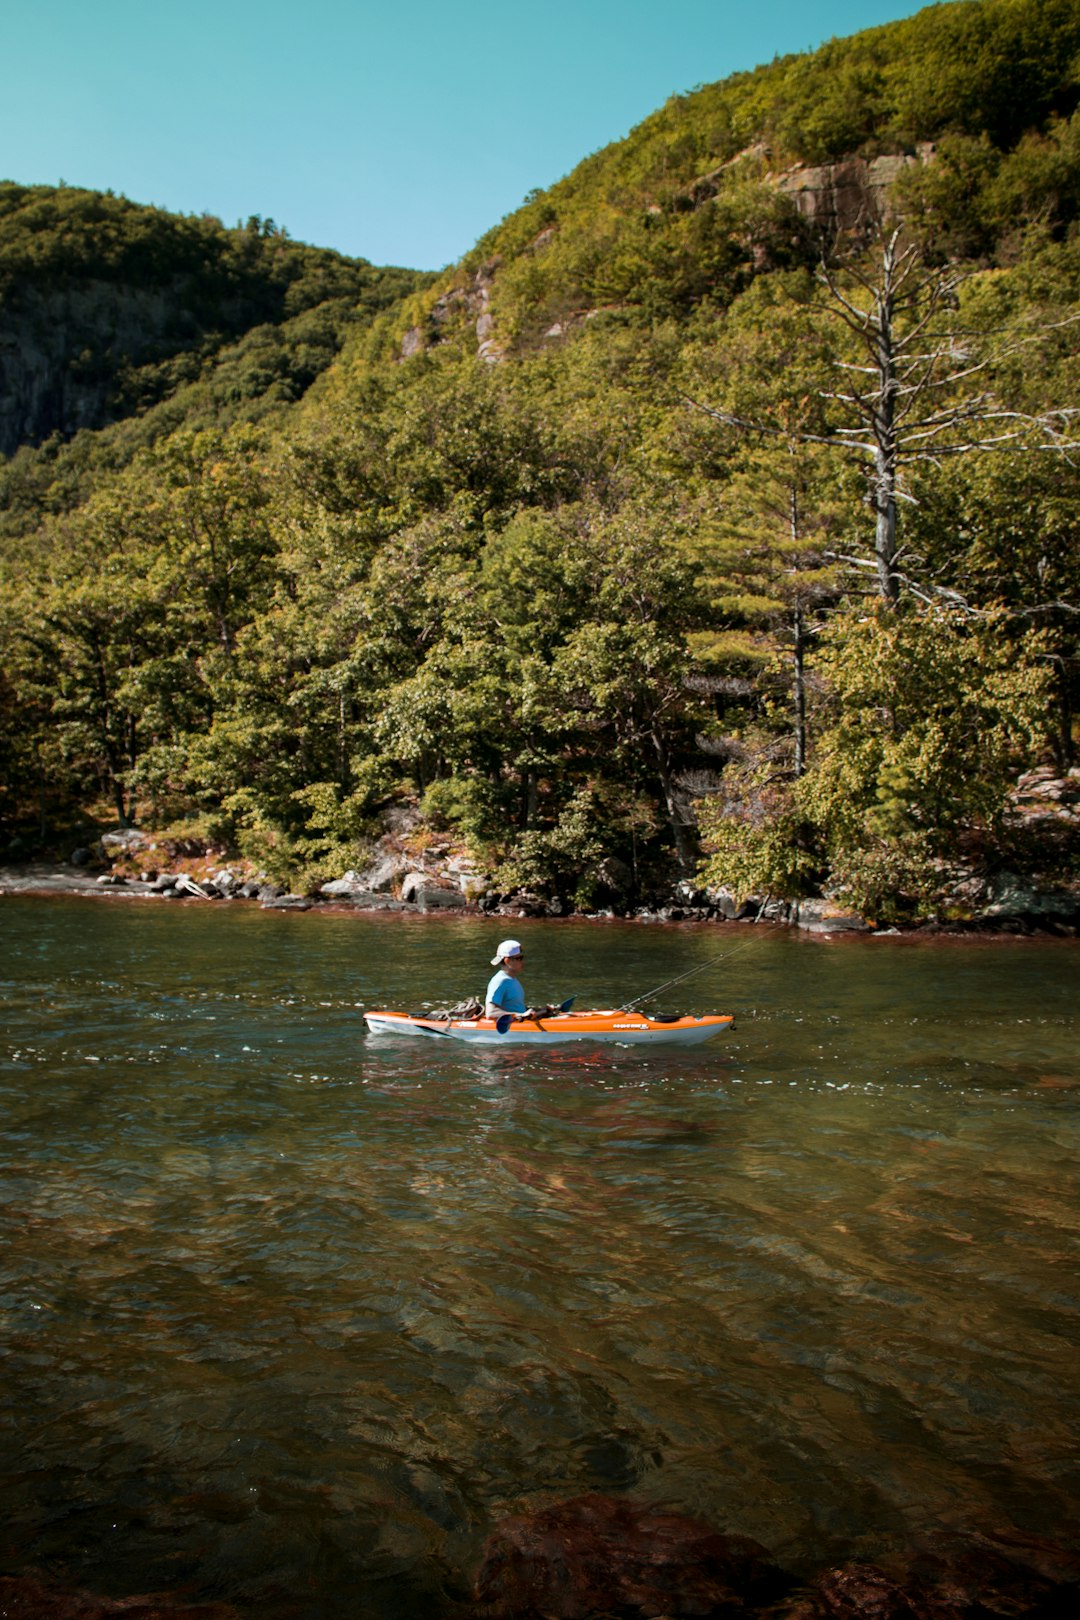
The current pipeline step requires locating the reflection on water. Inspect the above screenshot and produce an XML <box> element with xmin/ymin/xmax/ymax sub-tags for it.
<box><xmin>1</xmin><ymin>898</ymin><xmax>1078</xmax><ymax>1616</ymax></box>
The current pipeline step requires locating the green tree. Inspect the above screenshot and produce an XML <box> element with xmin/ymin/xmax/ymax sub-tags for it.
<box><xmin>700</xmin><ymin>604</ymin><xmax>1053</xmax><ymax>916</ymax></box>
<box><xmin>680</xmin><ymin>275</ymin><xmax>849</xmax><ymax>773</ymax></box>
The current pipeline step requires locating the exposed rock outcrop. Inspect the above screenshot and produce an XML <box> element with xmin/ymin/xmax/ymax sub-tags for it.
<box><xmin>1007</xmin><ymin>764</ymin><xmax>1080</xmax><ymax>826</ymax></box>
<box><xmin>773</xmin><ymin>150</ymin><xmax>929</xmax><ymax>233</ymax></box>
<box><xmin>684</xmin><ymin>142</ymin><xmax>934</xmax><ymax>236</ymax></box>
<box><xmin>975</xmin><ymin>872</ymin><xmax>1080</xmax><ymax>930</ymax></box>
<box><xmin>401</xmin><ymin>257</ymin><xmax>505</xmax><ymax>364</ymax></box>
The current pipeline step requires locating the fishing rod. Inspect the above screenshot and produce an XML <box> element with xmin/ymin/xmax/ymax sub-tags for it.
<box><xmin>619</xmin><ymin>939</ymin><xmax>753</xmax><ymax>1012</ymax></box>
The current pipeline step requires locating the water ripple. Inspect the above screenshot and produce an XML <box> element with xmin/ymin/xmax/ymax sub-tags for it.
<box><xmin>1</xmin><ymin>899</ymin><xmax>1078</xmax><ymax>1614</ymax></box>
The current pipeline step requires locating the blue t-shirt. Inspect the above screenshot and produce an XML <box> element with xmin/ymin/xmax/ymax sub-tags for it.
<box><xmin>486</xmin><ymin>969</ymin><xmax>526</xmax><ymax>1014</ymax></box>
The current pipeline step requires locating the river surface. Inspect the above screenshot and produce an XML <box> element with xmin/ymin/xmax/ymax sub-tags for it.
<box><xmin>1</xmin><ymin>897</ymin><xmax>1078</xmax><ymax>1616</ymax></box>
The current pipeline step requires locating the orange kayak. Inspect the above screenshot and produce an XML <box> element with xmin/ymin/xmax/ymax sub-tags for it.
<box><xmin>363</xmin><ymin>1009</ymin><xmax>734</xmax><ymax>1045</ymax></box>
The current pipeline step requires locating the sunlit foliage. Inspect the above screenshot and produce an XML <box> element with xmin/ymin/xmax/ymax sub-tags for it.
<box><xmin>2</xmin><ymin>0</ymin><xmax>1078</xmax><ymax>914</ymax></box>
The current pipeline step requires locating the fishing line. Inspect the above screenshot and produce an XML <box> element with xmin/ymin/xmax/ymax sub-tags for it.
<box><xmin>619</xmin><ymin>939</ymin><xmax>754</xmax><ymax>1011</ymax></box>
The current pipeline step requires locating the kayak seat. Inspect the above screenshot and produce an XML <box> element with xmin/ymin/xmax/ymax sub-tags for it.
<box><xmin>649</xmin><ymin>1012</ymin><xmax>684</xmax><ymax>1023</ymax></box>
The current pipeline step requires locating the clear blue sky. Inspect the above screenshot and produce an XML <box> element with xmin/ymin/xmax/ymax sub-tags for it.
<box><xmin>1</xmin><ymin>0</ymin><xmax>925</xmax><ymax>270</ymax></box>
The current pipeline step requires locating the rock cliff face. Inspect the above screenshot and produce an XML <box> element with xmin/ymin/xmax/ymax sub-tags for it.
<box><xmin>0</xmin><ymin>184</ymin><xmax>428</xmax><ymax>459</ymax></box>
<box><xmin>398</xmin><ymin>144</ymin><xmax>935</xmax><ymax>370</ymax></box>
<box><xmin>773</xmin><ymin>147</ymin><xmax>934</xmax><ymax>232</ymax></box>
<box><xmin>0</xmin><ymin>279</ymin><xmax>182</xmax><ymax>455</ymax></box>
<box><xmin>686</xmin><ymin>143</ymin><xmax>934</xmax><ymax>235</ymax></box>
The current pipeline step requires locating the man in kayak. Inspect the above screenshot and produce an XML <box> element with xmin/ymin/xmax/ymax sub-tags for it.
<box><xmin>485</xmin><ymin>939</ymin><xmax>553</xmax><ymax>1022</ymax></box>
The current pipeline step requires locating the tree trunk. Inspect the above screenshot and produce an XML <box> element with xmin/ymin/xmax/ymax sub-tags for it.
<box><xmin>789</xmin><ymin>487</ymin><xmax>808</xmax><ymax>777</ymax></box>
<box><xmin>873</xmin><ymin>445</ymin><xmax>899</xmax><ymax>604</ymax></box>
<box><xmin>650</xmin><ymin>727</ymin><xmax>695</xmax><ymax>871</ymax></box>
<box><xmin>338</xmin><ymin>691</ymin><xmax>351</xmax><ymax>792</ymax></box>
<box><xmin>793</xmin><ymin>605</ymin><xmax>807</xmax><ymax>778</ymax></box>
<box><xmin>872</xmin><ymin>249</ymin><xmax>900</xmax><ymax>606</ymax></box>
<box><xmin>522</xmin><ymin>768</ymin><xmax>539</xmax><ymax>829</ymax></box>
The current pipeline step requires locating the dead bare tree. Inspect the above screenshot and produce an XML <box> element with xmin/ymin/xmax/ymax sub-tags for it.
<box><xmin>686</xmin><ymin>227</ymin><xmax>1079</xmax><ymax>607</ymax></box>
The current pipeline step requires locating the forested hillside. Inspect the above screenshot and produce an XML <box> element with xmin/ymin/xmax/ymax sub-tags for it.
<box><xmin>2</xmin><ymin>0</ymin><xmax>1078</xmax><ymax>922</ymax></box>
<box><xmin>0</xmin><ymin>182</ymin><xmax>431</xmax><ymax>461</ymax></box>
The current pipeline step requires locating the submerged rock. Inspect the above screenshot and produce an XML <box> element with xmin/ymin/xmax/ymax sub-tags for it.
<box><xmin>781</xmin><ymin>1531</ymin><xmax>1080</xmax><ymax>1620</ymax></box>
<box><xmin>0</xmin><ymin>1573</ymin><xmax>235</xmax><ymax>1618</ymax></box>
<box><xmin>469</xmin><ymin>1504</ymin><xmax>1080</xmax><ymax>1620</ymax></box>
<box><xmin>780</xmin><ymin>1564</ymin><xmax>930</xmax><ymax>1620</ymax></box>
<box><xmin>471</xmin><ymin>1492</ymin><xmax>787</xmax><ymax>1619</ymax></box>
<box><xmin>895</xmin><ymin>1527</ymin><xmax>1080</xmax><ymax>1616</ymax></box>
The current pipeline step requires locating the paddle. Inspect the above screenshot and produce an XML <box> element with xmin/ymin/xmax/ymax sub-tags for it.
<box><xmin>495</xmin><ymin>996</ymin><xmax>575</xmax><ymax>1035</ymax></box>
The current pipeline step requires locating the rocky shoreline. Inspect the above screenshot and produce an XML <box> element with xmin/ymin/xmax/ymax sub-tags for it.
<box><xmin>2</xmin><ymin>845</ymin><xmax>1078</xmax><ymax>938</ymax></box>
<box><xmin>3</xmin><ymin>768</ymin><xmax>1079</xmax><ymax>936</ymax></box>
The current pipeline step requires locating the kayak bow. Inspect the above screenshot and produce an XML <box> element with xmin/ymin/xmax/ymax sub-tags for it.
<box><xmin>363</xmin><ymin>1009</ymin><xmax>734</xmax><ymax>1045</ymax></box>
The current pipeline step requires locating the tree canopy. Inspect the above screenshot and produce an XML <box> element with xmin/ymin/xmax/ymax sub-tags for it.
<box><xmin>2</xmin><ymin>0</ymin><xmax>1078</xmax><ymax>919</ymax></box>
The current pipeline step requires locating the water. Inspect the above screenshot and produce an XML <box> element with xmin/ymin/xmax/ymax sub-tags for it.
<box><xmin>1</xmin><ymin>897</ymin><xmax>1078</xmax><ymax>1615</ymax></box>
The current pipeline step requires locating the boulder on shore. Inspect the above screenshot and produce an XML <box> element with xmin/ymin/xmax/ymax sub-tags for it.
<box><xmin>100</xmin><ymin>828</ymin><xmax>150</xmax><ymax>855</ymax></box>
<box><xmin>320</xmin><ymin>875</ymin><xmax>403</xmax><ymax>909</ymax></box>
<box><xmin>401</xmin><ymin>871</ymin><xmax>467</xmax><ymax>909</ymax></box>
<box><xmin>976</xmin><ymin>872</ymin><xmax>1080</xmax><ymax>930</ymax></box>
<box><xmin>358</xmin><ymin>850</ymin><xmax>412</xmax><ymax>893</ymax></box>
<box><xmin>320</xmin><ymin>870</ymin><xmax>372</xmax><ymax>896</ymax></box>
<box><xmin>793</xmin><ymin>899</ymin><xmax>871</xmax><ymax>934</ymax></box>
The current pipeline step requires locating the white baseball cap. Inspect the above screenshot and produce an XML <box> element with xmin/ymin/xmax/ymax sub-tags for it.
<box><xmin>490</xmin><ymin>938</ymin><xmax>523</xmax><ymax>965</ymax></box>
